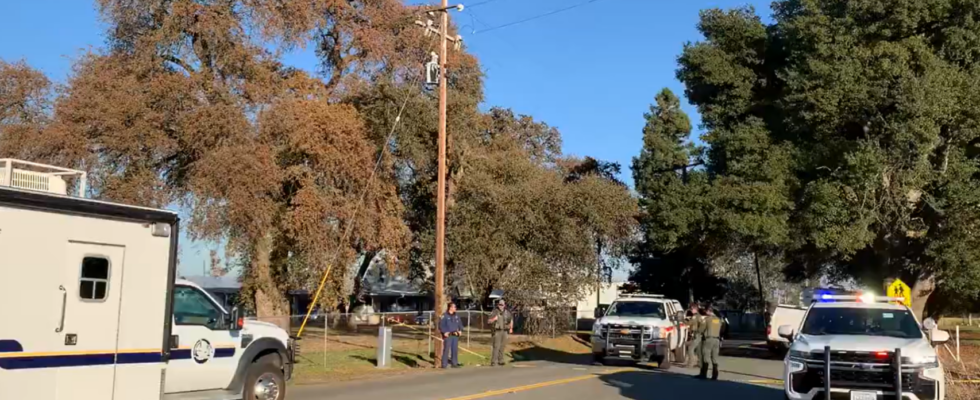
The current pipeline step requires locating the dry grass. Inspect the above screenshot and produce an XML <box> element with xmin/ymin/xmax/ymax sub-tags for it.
<box><xmin>941</xmin><ymin>343</ymin><xmax>980</xmax><ymax>400</ymax></box>
<box><xmin>291</xmin><ymin>331</ymin><xmax>586</xmax><ymax>384</ymax></box>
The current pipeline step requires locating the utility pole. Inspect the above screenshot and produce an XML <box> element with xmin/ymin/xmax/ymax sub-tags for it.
<box><xmin>416</xmin><ymin>2</ymin><xmax>463</xmax><ymax>368</ymax></box>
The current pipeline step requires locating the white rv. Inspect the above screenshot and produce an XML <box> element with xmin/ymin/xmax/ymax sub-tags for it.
<box><xmin>0</xmin><ymin>159</ymin><xmax>293</xmax><ymax>400</ymax></box>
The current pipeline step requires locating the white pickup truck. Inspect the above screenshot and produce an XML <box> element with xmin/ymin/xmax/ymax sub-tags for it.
<box><xmin>591</xmin><ymin>294</ymin><xmax>688</xmax><ymax>369</ymax></box>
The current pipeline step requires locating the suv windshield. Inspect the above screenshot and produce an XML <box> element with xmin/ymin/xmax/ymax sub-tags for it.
<box><xmin>801</xmin><ymin>307</ymin><xmax>922</xmax><ymax>339</ymax></box>
<box><xmin>606</xmin><ymin>301</ymin><xmax>665</xmax><ymax>319</ymax></box>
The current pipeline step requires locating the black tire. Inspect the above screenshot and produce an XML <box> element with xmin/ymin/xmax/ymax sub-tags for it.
<box><xmin>242</xmin><ymin>358</ymin><xmax>286</xmax><ymax>400</ymax></box>
<box><xmin>657</xmin><ymin>347</ymin><xmax>671</xmax><ymax>370</ymax></box>
<box><xmin>593</xmin><ymin>352</ymin><xmax>606</xmax><ymax>365</ymax></box>
<box><xmin>673</xmin><ymin>345</ymin><xmax>687</xmax><ymax>364</ymax></box>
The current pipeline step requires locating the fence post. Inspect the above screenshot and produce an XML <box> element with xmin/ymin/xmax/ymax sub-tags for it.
<box><xmin>467</xmin><ymin>311</ymin><xmax>471</xmax><ymax>348</ymax></box>
<box><xmin>322</xmin><ymin>313</ymin><xmax>330</xmax><ymax>368</ymax></box>
<box><xmin>956</xmin><ymin>325</ymin><xmax>961</xmax><ymax>362</ymax></box>
<box><xmin>428</xmin><ymin>313</ymin><xmax>432</xmax><ymax>357</ymax></box>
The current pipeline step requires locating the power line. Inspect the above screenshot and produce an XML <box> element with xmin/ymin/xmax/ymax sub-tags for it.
<box><xmin>466</xmin><ymin>0</ymin><xmax>505</xmax><ymax>8</ymax></box>
<box><xmin>297</xmin><ymin>34</ymin><xmax>439</xmax><ymax>338</ymax></box>
<box><xmin>473</xmin><ymin>0</ymin><xmax>605</xmax><ymax>34</ymax></box>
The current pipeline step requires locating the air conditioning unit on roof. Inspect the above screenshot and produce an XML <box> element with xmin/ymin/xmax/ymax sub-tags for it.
<box><xmin>0</xmin><ymin>159</ymin><xmax>86</xmax><ymax>197</ymax></box>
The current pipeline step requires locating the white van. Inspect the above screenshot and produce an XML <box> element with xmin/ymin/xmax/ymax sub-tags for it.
<box><xmin>0</xmin><ymin>159</ymin><xmax>293</xmax><ymax>400</ymax></box>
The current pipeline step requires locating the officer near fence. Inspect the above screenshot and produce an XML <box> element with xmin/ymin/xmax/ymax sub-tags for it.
<box><xmin>685</xmin><ymin>302</ymin><xmax>703</xmax><ymax>369</ymax></box>
<box><xmin>488</xmin><ymin>299</ymin><xmax>513</xmax><ymax>366</ymax></box>
<box><xmin>698</xmin><ymin>306</ymin><xmax>724</xmax><ymax>380</ymax></box>
<box><xmin>439</xmin><ymin>302</ymin><xmax>463</xmax><ymax>369</ymax></box>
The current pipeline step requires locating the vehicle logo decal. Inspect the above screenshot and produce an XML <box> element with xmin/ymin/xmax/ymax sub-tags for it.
<box><xmin>192</xmin><ymin>339</ymin><xmax>215</xmax><ymax>364</ymax></box>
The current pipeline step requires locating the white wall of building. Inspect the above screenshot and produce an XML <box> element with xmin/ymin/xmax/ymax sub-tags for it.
<box><xmin>576</xmin><ymin>281</ymin><xmax>625</xmax><ymax>318</ymax></box>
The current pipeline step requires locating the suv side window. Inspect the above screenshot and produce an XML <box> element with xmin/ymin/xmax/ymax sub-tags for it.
<box><xmin>173</xmin><ymin>285</ymin><xmax>224</xmax><ymax>329</ymax></box>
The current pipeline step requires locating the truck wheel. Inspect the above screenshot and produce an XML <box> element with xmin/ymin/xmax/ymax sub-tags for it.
<box><xmin>673</xmin><ymin>345</ymin><xmax>687</xmax><ymax>364</ymax></box>
<box><xmin>592</xmin><ymin>352</ymin><xmax>606</xmax><ymax>365</ymax></box>
<box><xmin>657</xmin><ymin>348</ymin><xmax>671</xmax><ymax>370</ymax></box>
<box><xmin>243</xmin><ymin>359</ymin><xmax>286</xmax><ymax>400</ymax></box>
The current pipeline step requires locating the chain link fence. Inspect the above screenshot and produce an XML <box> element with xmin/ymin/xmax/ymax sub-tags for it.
<box><xmin>251</xmin><ymin>309</ymin><xmax>582</xmax><ymax>380</ymax></box>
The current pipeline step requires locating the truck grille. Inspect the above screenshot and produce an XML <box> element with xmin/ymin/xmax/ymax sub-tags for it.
<box><xmin>808</xmin><ymin>350</ymin><xmax>894</xmax><ymax>364</ymax></box>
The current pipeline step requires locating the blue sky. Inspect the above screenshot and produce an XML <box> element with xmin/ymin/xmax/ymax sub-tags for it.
<box><xmin>1</xmin><ymin>0</ymin><xmax>773</xmax><ymax>276</ymax></box>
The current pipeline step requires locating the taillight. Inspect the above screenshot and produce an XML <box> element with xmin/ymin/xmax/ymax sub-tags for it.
<box><xmin>664</xmin><ymin>326</ymin><xmax>674</xmax><ymax>333</ymax></box>
<box><xmin>237</xmin><ymin>318</ymin><xmax>244</xmax><ymax>329</ymax></box>
<box><xmin>767</xmin><ymin>326</ymin><xmax>772</xmax><ymax>335</ymax></box>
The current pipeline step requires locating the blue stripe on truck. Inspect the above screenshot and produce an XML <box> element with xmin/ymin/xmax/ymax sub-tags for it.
<box><xmin>0</xmin><ymin>340</ymin><xmax>163</xmax><ymax>370</ymax></box>
<box><xmin>0</xmin><ymin>340</ymin><xmax>235</xmax><ymax>370</ymax></box>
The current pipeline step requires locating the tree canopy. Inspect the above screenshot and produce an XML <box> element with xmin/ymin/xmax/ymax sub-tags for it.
<box><xmin>1</xmin><ymin>0</ymin><xmax>640</xmax><ymax>325</ymax></box>
<box><xmin>631</xmin><ymin>0</ymin><xmax>980</xmax><ymax>316</ymax></box>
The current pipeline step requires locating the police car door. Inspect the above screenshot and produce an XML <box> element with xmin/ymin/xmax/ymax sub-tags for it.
<box><xmin>165</xmin><ymin>284</ymin><xmax>239</xmax><ymax>393</ymax></box>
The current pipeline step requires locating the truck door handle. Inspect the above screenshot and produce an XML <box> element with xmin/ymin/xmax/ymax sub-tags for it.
<box><xmin>55</xmin><ymin>285</ymin><xmax>67</xmax><ymax>333</ymax></box>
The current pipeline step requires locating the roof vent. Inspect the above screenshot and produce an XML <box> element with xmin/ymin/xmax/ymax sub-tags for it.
<box><xmin>0</xmin><ymin>159</ymin><xmax>87</xmax><ymax>197</ymax></box>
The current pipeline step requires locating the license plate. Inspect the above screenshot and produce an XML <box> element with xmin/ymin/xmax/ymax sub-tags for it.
<box><xmin>850</xmin><ymin>391</ymin><xmax>877</xmax><ymax>400</ymax></box>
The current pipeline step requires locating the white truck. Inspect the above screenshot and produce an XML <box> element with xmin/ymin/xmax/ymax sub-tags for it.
<box><xmin>0</xmin><ymin>159</ymin><xmax>294</xmax><ymax>400</ymax></box>
<box><xmin>778</xmin><ymin>292</ymin><xmax>950</xmax><ymax>400</ymax></box>
<box><xmin>767</xmin><ymin>304</ymin><xmax>806</xmax><ymax>354</ymax></box>
<box><xmin>591</xmin><ymin>293</ymin><xmax>688</xmax><ymax>369</ymax></box>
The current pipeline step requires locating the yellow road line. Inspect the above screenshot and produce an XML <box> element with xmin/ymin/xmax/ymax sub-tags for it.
<box><xmin>746</xmin><ymin>379</ymin><xmax>783</xmax><ymax>385</ymax></box>
<box><xmin>442</xmin><ymin>368</ymin><xmax>631</xmax><ymax>400</ymax></box>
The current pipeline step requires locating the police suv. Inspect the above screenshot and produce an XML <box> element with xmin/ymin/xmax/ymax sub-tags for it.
<box><xmin>591</xmin><ymin>294</ymin><xmax>688</xmax><ymax>369</ymax></box>
<box><xmin>778</xmin><ymin>292</ymin><xmax>950</xmax><ymax>400</ymax></box>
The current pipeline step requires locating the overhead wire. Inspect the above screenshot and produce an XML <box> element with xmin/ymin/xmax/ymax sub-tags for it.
<box><xmin>296</xmin><ymin>31</ymin><xmax>439</xmax><ymax>339</ymax></box>
<box><xmin>473</xmin><ymin>0</ymin><xmax>605</xmax><ymax>34</ymax></box>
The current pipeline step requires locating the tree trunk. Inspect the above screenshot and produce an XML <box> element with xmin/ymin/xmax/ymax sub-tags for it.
<box><xmin>252</xmin><ymin>234</ymin><xmax>291</xmax><ymax>332</ymax></box>
<box><xmin>910</xmin><ymin>274</ymin><xmax>936</xmax><ymax>320</ymax></box>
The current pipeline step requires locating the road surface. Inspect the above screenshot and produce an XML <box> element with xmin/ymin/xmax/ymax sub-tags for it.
<box><xmin>289</xmin><ymin>340</ymin><xmax>786</xmax><ymax>400</ymax></box>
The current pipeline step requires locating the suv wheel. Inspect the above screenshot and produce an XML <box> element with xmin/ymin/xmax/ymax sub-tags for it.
<box><xmin>243</xmin><ymin>357</ymin><xmax>286</xmax><ymax>400</ymax></box>
<box><xmin>592</xmin><ymin>352</ymin><xmax>605</xmax><ymax>365</ymax></box>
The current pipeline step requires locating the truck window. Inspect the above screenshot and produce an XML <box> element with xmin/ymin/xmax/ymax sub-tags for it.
<box><xmin>801</xmin><ymin>307</ymin><xmax>922</xmax><ymax>339</ymax></box>
<box><xmin>79</xmin><ymin>256</ymin><xmax>110</xmax><ymax>301</ymax></box>
<box><xmin>173</xmin><ymin>286</ymin><xmax>224</xmax><ymax>329</ymax></box>
<box><xmin>606</xmin><ymin>301</ymin><xmax>666</xmax><ymax>319</ymax></box>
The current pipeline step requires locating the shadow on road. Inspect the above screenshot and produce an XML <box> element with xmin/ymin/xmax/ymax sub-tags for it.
<box><xmin>511</xmin><ymin>345</ymin><xmax>594</xmax><ymax>365</ymax></box>
<box><xmin>719</xmin><ymin>343</ymin><xmax>783</xmax><ymax>361</ymax></box>
<box><xmin>598</xmin><ymin>370</ymin><xmax>783</xmax><ymax>400</ymax></box>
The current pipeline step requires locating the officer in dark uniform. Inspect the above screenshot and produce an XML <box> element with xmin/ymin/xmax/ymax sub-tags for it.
<box><xmin>439</xmin><ymin>302</ymin><xmax>463</xmax><ymax>368</ymax></box>
<box><xmin>698</xmin><ymin>306</ymin><xmax>724</xmax><ymax>380</ymax></box>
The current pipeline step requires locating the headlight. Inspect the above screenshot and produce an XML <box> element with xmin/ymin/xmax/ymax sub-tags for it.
<box><xmin>788</xmin><ymin>359</ymin><xmax>806</xmax><ymax>373</ymax></box>
<box><xmin>906</xmin><ymin>355</ymin><xmax>939</xmax><ymax>368</ymax></box>
<box><xmin>788</xmin><ymin>350</ymin><xmax>810</xmax><ymax>360</ymax></box>
<box><xmin>593</xmin><ymin>323</ymin><xmax>605</xmax><ymax>335</ymax></box>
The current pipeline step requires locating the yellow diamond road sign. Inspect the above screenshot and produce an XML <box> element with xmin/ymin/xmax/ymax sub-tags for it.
<box><xmin>887</xmin><ymin>279</ymin><xmax>912</xmax><ymax>307</ymax></box>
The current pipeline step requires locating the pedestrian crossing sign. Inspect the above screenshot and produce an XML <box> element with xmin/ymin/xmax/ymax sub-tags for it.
<box><xmin>886</xmin><ymin>279</ymin><xmax>912</xmax><ymax>307</ymax></box>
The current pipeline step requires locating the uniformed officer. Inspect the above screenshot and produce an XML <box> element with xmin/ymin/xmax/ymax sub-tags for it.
<box><xmin>439</xmin><ymin>302</ymin><xmax>463</xmax><ymax>368</ymax></box>
<box><xmin>698</xmin><ymin>306</ymin><xmax>724</xmax><ymax>380</ymax></box>
<box><xmin>488</xmin><ymin>299</ymin><xmax>513</xmax><ymax>366</ymax></box>
<box><xmin>684</xmin><ymin>303</ymin><xmax>703</xmax><ymax>369</ymax></box>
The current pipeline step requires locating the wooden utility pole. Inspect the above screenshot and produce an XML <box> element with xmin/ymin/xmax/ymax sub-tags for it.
<box><xmin>434</xmin><ymin>0</ymin><xmax>449</xmax><ymax>367</ymax></box>
<box><xmin>417</xmin><ymin>2</ymin><xmax>462</xmax><ymax>367</ymax></box>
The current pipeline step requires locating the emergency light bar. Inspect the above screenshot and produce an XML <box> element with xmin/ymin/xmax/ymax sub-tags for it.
<box><xmin>620</xmin><ymin>293</ymin><xmax>664</xmax><ymax>299</ymax></box>
<box><xmin>814</xmin><ymin>294</ymin><xmax>905</xmax><ymax>303</ymax></box>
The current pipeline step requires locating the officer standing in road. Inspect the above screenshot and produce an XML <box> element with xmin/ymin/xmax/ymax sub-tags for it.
<box><xmin>698</xmin><ymin>306</ymin><xmax>724</xmax><ymax>380</ymax></box>
<box><xmin>685</xmin><ymin>302</ymin><xmax>703</xmax><ymax>369</ymax></box>
<box><xmin>488</xmin><ymin>299</ymin><xmax>514</xmax><ymax>366</ymax></box>
<box><xmin>439</xmin><ymin>302</ymin><xmax>463</xmax><ymax>368</ymax></box>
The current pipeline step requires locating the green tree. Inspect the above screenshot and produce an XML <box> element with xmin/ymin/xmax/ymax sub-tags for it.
<box><xmin>630</xmin><ymin>88</ymin><xmax>717</xmax><ymax>304</ymax></box>
<box><xmin>676</xmin><ymin>1</ymin><xmax>980</xmax><ymax>317</ymax></box>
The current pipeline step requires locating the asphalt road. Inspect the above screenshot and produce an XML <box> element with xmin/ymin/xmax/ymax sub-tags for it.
<box><xmin>289</xmin><ymin>340</ymin><xmax>787</xmax><ymax>400</ymax></box>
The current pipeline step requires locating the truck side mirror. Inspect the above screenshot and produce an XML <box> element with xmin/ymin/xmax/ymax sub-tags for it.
<box><xmin>594</xmin><ymin>307</ymin><xmax>602</xmax><ymax>319</ymax></box>
<box><xmin>777</xmin><ymin>325</ymin><xmax>795</xmax><ymax>341</ymax></box>
<box><xmin>676</xmin><ymin>311</ymin><xmax>686</xmax><ymax>322</ymax></box>
<box><xmin>931</xmin><ymin>329</ymin><xmax>950</xmax><ymax>345</ymax></box>
<box><xmin>229</xmin><ymin>307</ymin><xmax>243</xmax><ymax>331</ymax></box>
